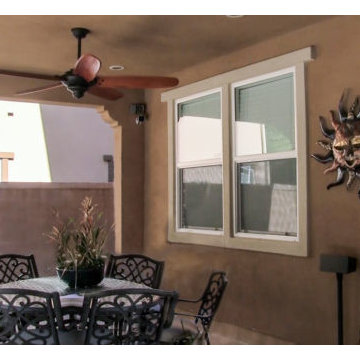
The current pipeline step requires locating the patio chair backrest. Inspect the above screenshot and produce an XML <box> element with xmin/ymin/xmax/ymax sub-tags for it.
<box><xmin>83</xmin><ymin>288</ymin><xmax>178</xmax><ymax>345</ymax></box>
<box><xmin>105</xmin><ymin>254</ymin><xmax>165</xmax><ymax>289</ymax></box>
<box><xmin>0</xmin><ymin>288</ymin><xmax>62</xmax><ymax>345</ymax></box>
<box><xmin>0</xmin><ymin>254</ymin><xmax>39</xmax><ymax>284</ymax></box>
<box><xmin>196</xmin><ymin>271</ymin><xmax>228</xmax><ymax>330</ymax></box>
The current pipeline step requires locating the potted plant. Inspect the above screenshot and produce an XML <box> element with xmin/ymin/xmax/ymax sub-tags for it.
<box><xmin>46</xmin><ymin>196</ymin><xmax>110</xmax><ymax>288</ymax></box>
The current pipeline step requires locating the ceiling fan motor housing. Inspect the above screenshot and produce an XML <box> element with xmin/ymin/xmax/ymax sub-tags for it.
<box><xmin>62</xmin><ymin>74</ymin><xmax>95</xmax><ymax>98</ymax></box>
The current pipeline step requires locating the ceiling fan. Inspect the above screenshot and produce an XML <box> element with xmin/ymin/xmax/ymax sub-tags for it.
<box><xmin>0</xmin><ymin>27</ymin><xmax>179</xmax><ymax>101</ymax></box>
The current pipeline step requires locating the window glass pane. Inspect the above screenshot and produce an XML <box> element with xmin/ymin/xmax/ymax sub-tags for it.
<box><xmin>236</xmin><ymin>159</ymin><xmax>297</xmax><ymax>236</ymax></box>
<box><xmin>177</xmin><ymin>92</ymin><xmax>222</xmax><ymax>163</ymax></box>
<box><xmin>234</xmin><ymin>74</ymin><xmax>294</xmax><ymax>156</ymax></box>
<box><xmin>179</xmin><ymin>165</ymin><xmax>223</xmax><ymax>231</ymax></box>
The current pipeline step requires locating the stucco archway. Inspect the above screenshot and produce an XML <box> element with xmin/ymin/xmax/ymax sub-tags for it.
<box><xmin>0</xmin><ymin>88</ymin><xmax>145</xmax><ymax>256</ymax></box>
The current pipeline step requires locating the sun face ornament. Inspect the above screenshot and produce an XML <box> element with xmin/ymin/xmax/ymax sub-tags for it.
<box><xmin>312</xmin><ymin>93</ymin><xmax>360</xmax><ymax>198</ymax></box>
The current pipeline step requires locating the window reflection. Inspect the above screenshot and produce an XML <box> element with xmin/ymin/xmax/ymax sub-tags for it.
<box><xmin>234</xmin><ymin>74</ymin><xmax>295</xmax><ymax>156</ymax></box>
<box><xmin>237</xmin><ymin>159</ymin><xmax>297</xmax><ymax>236</ymax></box>
<box><xmin>180</xmin><ymin>166</ymin><xmax>223</xmax><ymax>231</ymax></box>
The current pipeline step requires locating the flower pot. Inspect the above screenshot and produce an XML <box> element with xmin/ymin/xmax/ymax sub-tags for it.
<box><xmin>56</xmin><ymin>263</ymin><xmax>105</xmax><ymax>289</ymax></box>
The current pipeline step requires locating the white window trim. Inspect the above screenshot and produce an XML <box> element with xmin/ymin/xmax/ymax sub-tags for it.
<box><xmin>162</xmin><ymin>47</ymin><xmax>314</xmax><ymax>256</ymax></box>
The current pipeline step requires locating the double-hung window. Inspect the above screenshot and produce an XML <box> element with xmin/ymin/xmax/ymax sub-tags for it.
<box><xmin>162</xmin><ymin>47</ymin><xmax>313</xmax><ymax>256</ymax></box>
<box><xmin>232</xmin><ymin>70</ymin><xmax>297</xmax><ymax>240</ymax></box>
<box><xmin>176</xmin><ymin>90</ymin><xmax>223</xmax><ymax>234</ymax></box>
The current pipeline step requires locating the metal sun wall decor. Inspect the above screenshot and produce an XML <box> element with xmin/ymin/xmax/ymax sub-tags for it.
<box><xmin>312</xmin><ymin>92</ymin><xmax>360</xmax><ymax>198</ymax></box>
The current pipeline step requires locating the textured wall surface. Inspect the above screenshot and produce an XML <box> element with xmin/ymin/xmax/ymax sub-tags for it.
<box><xmin>0</xmin><ymin>184</ymin><xmax>114</xmax><ymax>276</ymax></box>
<box><xmin>143</xmin><ymin>16</ymin><xmax>360</xmax><ymax>344</ymax></box>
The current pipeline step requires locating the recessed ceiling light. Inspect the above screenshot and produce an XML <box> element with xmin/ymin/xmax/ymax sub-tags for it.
<box><xmin>226</xmin><ymin>15</ymin><xmax>244</xmax><ymax>18</ymax></box>
<box><xmin>109</xmin><ymin>65</ymin><xmax>125</xmax><ymax>71</ymax></box>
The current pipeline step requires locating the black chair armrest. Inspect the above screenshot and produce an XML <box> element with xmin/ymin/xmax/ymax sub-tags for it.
<box><xmin>175</xmin><ymin>312</ymin><xmax>210</xmax><ymax>322</ymax></box>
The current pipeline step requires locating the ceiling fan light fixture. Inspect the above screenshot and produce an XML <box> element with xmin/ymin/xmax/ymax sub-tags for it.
<box><xmin>109</xmin><ymin>65</ymin><xmax>125</xmax><ymax>71</ymax></box>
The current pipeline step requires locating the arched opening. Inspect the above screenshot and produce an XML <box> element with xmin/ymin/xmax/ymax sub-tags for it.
<box><xmin>0</xmin><ymin>101</ymin><xmax>117</xmax><ymax>183</ymax></box>
<box><xmin>0</xmin><ymin>97</ymin><xmax>125</xmax><ymax>273</ymax></box>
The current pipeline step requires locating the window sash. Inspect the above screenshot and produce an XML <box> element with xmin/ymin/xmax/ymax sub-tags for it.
<box><xmin>233</xmin><ymin>72</ymin><xmax>295</xmax><ymax>156</ymax></box>
<box><xmin>231</xmin><ymin>67</ymin><xmax>298</xmax><ymax>241</ymax></box>
<box><xmin>175</xmin><ymin>89</ymin><xmax>224</xmax><ymax>234</ymax></box>
<box><xmin>175</xmin><ymin>88</ymin><xmax>223</xmax><ymax>167</ymax></box>
<box><xmin>176</xmin><ymin>165</ymin><xmax>224</xmax><ymax>234</ymax></box>
<box><xmin>233</xmin><ymin>158</ymin><xmax>298</xmax><ymax>240</ymax></box>
<box><xmin>234</xmin><ymin>150</ymin><xmax>296</xmax><ymax>164</ymax></box>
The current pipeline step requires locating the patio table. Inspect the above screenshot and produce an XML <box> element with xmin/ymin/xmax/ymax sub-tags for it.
<box><xmin>0</xmin><ymin>276</ymin><xmax>154</xmax><ymax>344</ymax></box>
<box><xmin>0</xmin><ymin>276</ymin><xmax>152</xmax><ymax>305</ymax></box>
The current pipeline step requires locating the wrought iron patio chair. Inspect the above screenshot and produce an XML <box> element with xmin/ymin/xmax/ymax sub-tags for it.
<box><xmin>0</xmin><ymin>288</ymin><xmax>63</xmax><ymax>344</ymax></box>
<box><xmin>161</xmin><ymin>271</ymin><xmax>228</xmax><ymax>345</ymax></box>
<box><xmin>0</xmin><ymin>254</ymin><xmax>39</xmax><ymax>284</ymax></box>
<box><xmin>105</xmin><ymin>254</ymin><xmax>165</xmax><ymax>289</ymax></box>
<box><xmin>82</xmin><ymin>288</ymin><xmax>178</xmax><ymax>345</ymax></box>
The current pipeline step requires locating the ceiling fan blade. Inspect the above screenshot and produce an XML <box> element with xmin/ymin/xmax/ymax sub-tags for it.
<box><xmin>74</xmin><ymin>54</ymin><xmax>101</xmax><ymax>82</ymax></box>
<box><xmin>15</xmin><ymin>82</ymin><xmax>64</xmax><ymax>96</ymax></box>
<box><xmin>97</xmin><ymin>75</ymin><xmax>179</xmax><ymax>89</ymax></box>
<box><xmin>0</xmin><ymin>69</ymin><xmax>60</xmax><ymax>81</ymax></box>
<box><xmin>88</xmin><ymin>86</ymin><xmax>123</xmax><ymax>101</ymax></box>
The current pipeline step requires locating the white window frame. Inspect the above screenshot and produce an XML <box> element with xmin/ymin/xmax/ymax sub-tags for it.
<box><xmin>231</xmin><ymin>67</ymin><xmax>298</xmax><ymax>242</ymax></box>
<box><xmin>162</xmin><ymin>47</ymin><xmax>314</xmax><ymax>256</ymax></box>
<box><xmin>175</xmin><ymin>88</ymin><xmax>224</xmax><ymax>236</ymax></box>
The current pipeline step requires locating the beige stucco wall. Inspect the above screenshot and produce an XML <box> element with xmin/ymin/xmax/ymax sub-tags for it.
<box><xmin>0</xmin><ymin>183</ymin><xmax>114</xmax><ymax>275</ymax></box>
<box><xmin>143</xmin><ymin>16</ymin><xmax>360</xmax><ymax>344</ymax></box>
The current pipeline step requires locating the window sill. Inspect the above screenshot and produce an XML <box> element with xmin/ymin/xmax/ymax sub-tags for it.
<box><xmin>168</xmin><ymin>230</ymin><xmax>308</xmax><ymax>257</ymax></box>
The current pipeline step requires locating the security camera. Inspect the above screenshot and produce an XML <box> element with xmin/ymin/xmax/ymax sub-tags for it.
<box><xmin>130</xmin><ymin>103</ymin><xmax>147</xmax><ymax>125</ymax></box>
<box><xmin>135</xmin><ymin>115</ymin><xmax>145</xmax><ymax>125</ymax></box>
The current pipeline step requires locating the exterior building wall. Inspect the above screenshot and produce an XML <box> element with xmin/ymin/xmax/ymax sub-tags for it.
<box><xmin>0</xmin><ymin>101</ymin><xmax>51</xmax><ymax>182</ymax></box>
<box><xmin>40</xmin><ymin>104</ymin><xmax>114</xmax><ymax>183</ymax></box>
<box><xmin>143</xmin><ymin>16</ymin><xmax>360</xmax><ymax>344</ymax></box>
<box><xmin>0</xmin><ymin>102</ymin><xmax>114</xmax><ymax>183</ymax></box>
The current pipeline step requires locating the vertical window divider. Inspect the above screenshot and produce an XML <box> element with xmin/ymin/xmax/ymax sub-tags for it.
<box><xmin>230</xmin><ymin>81</ymin><xmax>239</xmax><ymax>240</ymax></box>
<box><xmin>222</xmin><ymin>84</ymin><xmax>231</xmax><ymax>244</ymax></box>
<box><xmin>167</xmin><ymin>99</ymin><xmax>176</xmax><ymax>239</ymax></box>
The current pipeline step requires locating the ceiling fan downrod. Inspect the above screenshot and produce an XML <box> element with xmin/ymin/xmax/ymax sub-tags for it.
<box><xmin>71</xmin><ymin>27</ymin><xmax>90</xmax><ymax>59</ymax></box>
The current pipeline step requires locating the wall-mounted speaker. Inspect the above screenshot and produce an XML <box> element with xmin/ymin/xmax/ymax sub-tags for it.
<box><xmin>320</xmin><ymin>253</ymin><xmax>357</xmax><ymax>345</ymax></box>
<box><xmin>320</xmin><ymin>254</ymin><xmax>357</xmax><ymax>274</ymax></box>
